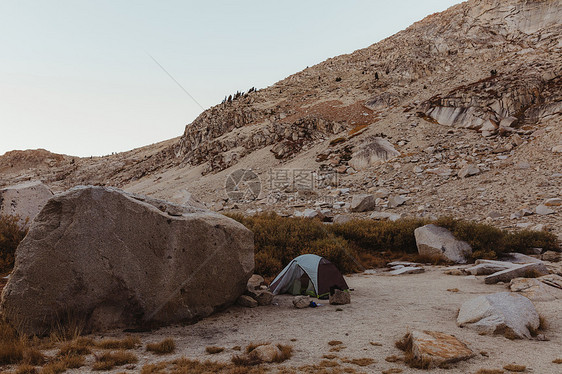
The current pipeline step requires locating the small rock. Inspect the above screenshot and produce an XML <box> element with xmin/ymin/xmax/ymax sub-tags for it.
<box><xmin>544</xmin><ymin>198</ymin><xmax>562</xmax><ymax>207</ymax></box>
<box><xmin>509</xmin><ymin>277</ymin><xmax>561</xmax><ymax>301</ymax></box>
<box><xmin>370</xmin><ymin>212</ymin><xmax>402</xmax><ymax>221</ymax></box>
<box><xmin>458</xmin><ymin>164</ymin><xmax>480</xmax><ymax>178</ymax></box>
<box><xmin>329</xmin><ymin>289</ymin><xmax>351</xmax><ymax>305</ymax></box>
<box><xmin>248</xmin><ymin>344</ymin><xmax>282</xmax><ymax>363</ymax></box>
<box><xmin>254</xmin><ymin>291</ymin><xmax>274</xmax><ymax>306</ymax></box>
<box><xmin>390</xmin><ymin>266</ymin><xmax>424</xmax><ymax>275</ymax></box>
<box><xmin>388</xmin><ymin>195</ymin><xmax>407</xmax><ymax>208</ymax></box>
<box><xmin>293</xmin><ymin>295</ymin><xmax>310</xmax><ymax>309</ymax></box>
<box><xmin>333</xmin><ymin>214</ymin><xmax>353</xmax><ymax>224</ymax></box>
<box><xmin>536</xmin><ymin>205</ymin><xmax>555</xmax><ymax>215</ymax></box>
<box><xmin>551</xmin><ymin>145</ymin><xmax>562</xmax><ymax>153</ymax></box>
<box><xmin>464</xmin><ymin>260</ymin><xmax>518</xmax><ymax>276</ymax></box>
<box><xmin>398</xmin><ymin>330</ymin><xmax>474</xmax><ymax>368</ymax></box>
<box><xmin>374</xmin><ymin>188</ymin><xmax>390</xmax><ymax>198</ymax></box>
<box><xmin>237</xmin><ymin>295</ymin><xmax>258</xmax><ymax>308</ymax></box>
<box><xmin>484</xmin><ymin>262</ymin><xmax>549</xmax><ymax>284</ymax></box>
<box><xmin>350</xmin><ymin>194</ymin><xmax>376</xmax><ymax>212</ymax></box>
<box><xmin>541</xmin><ymin>251</ymin><xmax>561</xmax><ymax>262</ymax></box>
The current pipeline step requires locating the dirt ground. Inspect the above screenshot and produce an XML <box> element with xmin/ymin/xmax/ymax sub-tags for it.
<box><xmin>58</xmin><ymin>266</ymin><xmax>562</xmax><ymax>373</ymax></box>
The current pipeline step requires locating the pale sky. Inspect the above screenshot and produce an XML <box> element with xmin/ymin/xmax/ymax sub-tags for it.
<box><xmin>0</xmin><ymin>0</ymin><xmax>462</xmax><ymax>157</ymax></box>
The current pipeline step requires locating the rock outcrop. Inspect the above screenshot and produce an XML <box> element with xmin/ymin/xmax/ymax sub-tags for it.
<box><xmin>0</xmin><ymin>181</ymin><xmax>53</xmax><ymax>226</ymax></box>
<box><xmin>0</xmin><ymin>186</ymin><xmax>254</xmax><ymax>335</ymax></box>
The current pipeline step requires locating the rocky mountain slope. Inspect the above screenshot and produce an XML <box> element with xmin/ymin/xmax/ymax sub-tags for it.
<box><xmin>1</xmin><ymin>0</ymin><xmax>561</xmax><ymax>235</ymax></box>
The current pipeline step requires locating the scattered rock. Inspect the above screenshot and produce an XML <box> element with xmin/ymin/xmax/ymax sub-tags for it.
<box><xmin>0</xmin><ymin>181</ymin><xmax>54</xmax><ymax>226</ymax></box>
<box><xmin>349</xmin><ymin>137</ymin><xmax>400</xmax><ymax>171</ymax></box>
<box><xmin>247</xmin><ymin>274</ymin><xmax>266</xmax><ymax>290</ymax></box>
<box><xmin>509</xmin><ymin>277</ymin><xmax>561</xmax><ymax>301</ymax></box>
<box><xmin>248</xmin><ymin>344</ymin><xmax>282</xmax><ymax>363</ymax></box>
<box><xmin>464</xmin><ymin>260</ymin><xmax>518</xmax><ymax>276</ymax></box>
<box><xmin>237</xmin><ymin>295</ymin><xmax>258</xmax><ymax>308</ymax></box>
<box><xmin>544</xmin><ymin>198</ymin><xmax>562</xmax><ymax>207</ymax></box>
<box><xmin>499</xmin><ymin>253</ymin><xmax>542</xmax><ymax>264</ymax></box>
<box><xmin>457</xmin><ymin>292</ymin><xmax>539</xmax><ymax>339</ymax></box>
<box><xmin>0</xmin><ymin>186</ymin><xmax>254</xmax><ymax>335</ymax></box>
<box><xmin>293</xmin><ymin>295</ymin><xmax>310</xmax><ymax>309</ymax></box>
<box><xmin>370</xmin><ymin>212</ymin><xmax>402</xmax><ymax>221</ymax></box>
<box><xmin>414</xmin><ymin>224</ymin><xmax>472</xmax><ymax>264</ymax></box>
<box><xmin>333</xmin><ymin>214</ymin><xmax>353</xmax><ymax>224</ymax></box>
<box><xmin>398</xmin><ymin>330</ymin><xmax>474</xmax><ymax>368</ymax></box>
<box><xmin>387</xmin><ymin>195</ymin><xmax>407</xmax><ymax>208</ymax></box>
<box><xmin>551</xmin><ymin>145</ymin><xmax>562</xmax><ymax>153</ymax></box>
<box><xmin>254</xmin><ymin>291</ymin><xmax>274</xmax><ymax>306</ymax></box>
<box><xmin>390</xmin><ymin>266</ymin><xmax>425</xmax><ymax>275</ymax></box>
<box><xmin>484</xmin><ymin>262</ymin><xmax>549</xmax><ymax>284</ymax></box>
<box><xmin>535</xmin><ymin>205</ymin><xmax>555</xmax><ymax>215</ymax></box>
<box><xmin>458</xmin><ymin>164</ymin><xmax>480</xmax><ymax>178</ymax></box>
<box><xmin>542</xmin><ymin>251</ymin><xmax>561</xmax><ymax>262</ymax></box>
<box><xmin>350</xmin><ymin>194</ymin><xmax>376</xmax><ymax>212</ymax></box>
<box><xmin>329</xmin><ymin>289</ymin><xmax>351</xmax><ymax>305</ymax></box>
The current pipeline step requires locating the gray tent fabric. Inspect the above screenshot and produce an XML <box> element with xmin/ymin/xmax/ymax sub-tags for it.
<box><xmin>269</xmin><ymin>254</ymin><xmax>349</xmax><ymax>298</ymax></box>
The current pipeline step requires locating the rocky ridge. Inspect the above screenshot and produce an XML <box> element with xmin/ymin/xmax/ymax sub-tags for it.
<box><xmin>0</xmin><ymin>0</ymin><xmax>561</xmax><ymax>236</ymax></box>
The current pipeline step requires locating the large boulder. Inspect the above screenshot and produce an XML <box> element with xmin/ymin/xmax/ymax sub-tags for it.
<box><xmin>414</xmin><ymin>224</ymin><xmax>472</xmax><ymax>264</ymax></box>
<box><xmin>457</xmin><ymin>292</ymin><xmax>539</xmax><ymax>339</ymax></box>
<box><xmin>0</xmin><ymin>186</ymin><xmax>254</xmax><ymax>335</ymax></box>
<box><xmin>0</xmin><ymin>181</ymin><xmax>53</xmax><ymax>226</ymax></box>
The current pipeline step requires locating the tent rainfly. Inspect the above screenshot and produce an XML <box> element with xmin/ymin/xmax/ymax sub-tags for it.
<box><xmin>269</xmin><ymin>254</ymin><xmax>349</xmax><ymax>299</ymax></box>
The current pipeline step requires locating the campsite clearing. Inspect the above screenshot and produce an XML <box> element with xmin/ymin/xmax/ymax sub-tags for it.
<box><xmin>77</xmin><ymin>266</ymin><xmax>561</xmax><ymax>373</ymax></box>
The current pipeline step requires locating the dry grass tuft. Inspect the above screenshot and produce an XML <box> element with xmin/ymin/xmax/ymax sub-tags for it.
<box><xmin>385</xmin><ymin>355</ymin><xmax>402</xmax><ymax>363</ymax></box>
<box><xmin>447</xmin><ymin>288</ymin><xmax>460</xmax><ymax>292</ymax></box>
<box><xmin>394</xmin><ymin>333</ymin><xmax>434</xmax><ymax>369</ymax></box>
<box><xmin>232</xmin><ymin>345</ymin><xmax>241</xmax><ymax>351</ymax></box>
<box><xmin>328</xmin><ymin>340</ymin><xmax>343</xmax><ymax>346</ymax></box>
<box><xmin>23</xmin><ymin>347</ymin><xmax>45</xmax><ymax>365</ymax></box>
<box><xmin>329</xmin><ymin>345</ymin><xmax>345</xmax><ymax>352</ymax></box>
<box><xmin>206</xmin><ymin>346</ymin><xmax>225</xmax><ymax>354</ymax></box>
<box><xmin>97</xmin><ymin>336</ymin><xmax>140</xmax><ymax>349</ymax></box>
<box><xmin>15</xmin><ymin>364</ymin><xmax>38</xmax><ymax>374</ymax></box>
<box><xmin>474</xmin><ymin>370</ymin><xmax>504</xmax><ymax>374</ymax></box>
<box><xmin>503</xmin><ymin>364</ymin><xmax>526</xmax><ymax>372</ymax></box>
<box><xmin>382</xmin><ymin>369</ymin><xmax>403</xmax><ymax>374</ymax></box>
<box><xmin>341</xmin><ymin>357</ymin><xmax>375</xmax><ymax>366</ymax></box>
<box><xmin>369</xmin><ymin>341</ymin><xmax>382</xmax><ymax>346</ymax></box>
<box><xmin>323</xmin><ymin>354</ymin><xmax>338</xmax><ymax>359</ymax></box>
<box><xmin>553</xmin><ymin>358</ymin><xmax>562</xmax><ymax>364</ymax></box>
<box><xmin>245</xmin><ymin>342</ymin><xmax>268</xmax><ymax>353</ymax></box>
<box><xmin>93</xmin><ymin>350</ymin><xmax>138</xmax><ymax>371</ymax></box>
<box><xmin>58</xmin><ymin>338</ymin><xmax>92</xmax><ymax>357</ymax></box>
<box><xmin>146</xmin><ymin>338</ymin><xmax>176</xmax><ymax>355</ymax></box>
<box><xmin>275</xmin><ymin>344</ymin><xmax>293</xmax><ymax>363</ymax></box>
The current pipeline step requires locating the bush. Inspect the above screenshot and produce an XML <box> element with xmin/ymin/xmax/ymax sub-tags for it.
<box><xmin>227</xmin><ymin>213</ymin><xmax>560</xmax><ymax>278</ymax></box>
<box><xmin>0</xmin><ymin>215</ymin><xmax>28</xmax><ymax>273</ymax></box>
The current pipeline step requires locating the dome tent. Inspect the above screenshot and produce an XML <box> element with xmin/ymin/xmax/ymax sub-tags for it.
<box><xmin>269</xmin><ymin>254</ymin><xmax>349</xmax><ymax>299</ymax></box>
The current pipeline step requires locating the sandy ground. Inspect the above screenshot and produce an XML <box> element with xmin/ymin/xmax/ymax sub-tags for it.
<box><xmin>58</xmin><ymin>266</ymin><xmax>562</xmax><ymax>373</ymax></box>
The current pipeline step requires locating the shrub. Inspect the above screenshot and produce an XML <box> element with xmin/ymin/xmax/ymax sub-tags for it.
<box><xmin>93</xmin><ymin>350</ymin><xmax>137</xmax><ymax>370</ymax></box>
<box><xmin>146</xmin><ymin>338</ymin><xmax>175</xmax><ymax>355</ymax></box>
<box><xmin>97</xmin><ymin>336</ymin><xmax>140</xmax><ymax>349</ymax></box>
<box><xmin>0</xmin><ymin>215</ymin><xmax>28</xmax><ymax>273</ymax></box>
<box><xmin>205</xmin><ymin>346</ymin><xmax>225</xmax><ymax>354</ymax></box>
<box><xmin>226</xmin><ymin>213</ymin><xmax>560</xmax><ymax>278</ymax></box>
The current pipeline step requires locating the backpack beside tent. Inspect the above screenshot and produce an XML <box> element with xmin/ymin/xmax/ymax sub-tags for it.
<box><xmin>269</xmin><ymin>254</ymin><xmax>349</xmax><ymax>299</ymax></box>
